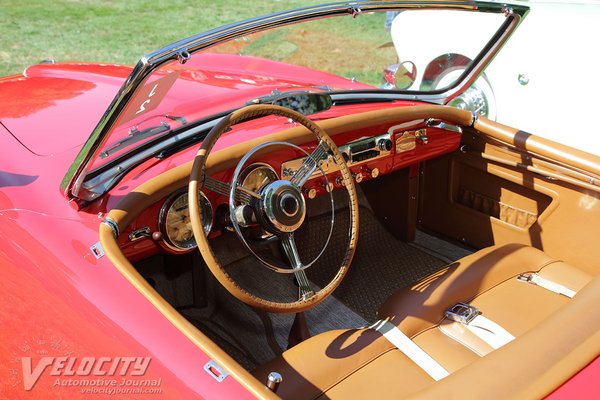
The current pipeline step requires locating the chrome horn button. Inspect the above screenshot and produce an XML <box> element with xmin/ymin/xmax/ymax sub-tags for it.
<box><xmin>260</xmin><ymin>180</ymin><xmax>306</xmax><ymax>233</ymax></box>
<box><xmin>280</xmin><ymin>193</ymin><xmax>300</xmax><ymax>217</ymax></box>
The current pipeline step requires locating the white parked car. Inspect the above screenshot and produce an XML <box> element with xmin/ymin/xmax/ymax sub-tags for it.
<box><xmin>385</xmin><ymin>1</ymin><xmax>600</xmax><ymax>154</ymax></box>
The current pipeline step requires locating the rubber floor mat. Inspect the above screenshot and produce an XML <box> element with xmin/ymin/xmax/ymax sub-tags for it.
<box><xmin>300</xmin><ymin>206</ymin><xmax>448</xmax><ymax>321</ymax></box>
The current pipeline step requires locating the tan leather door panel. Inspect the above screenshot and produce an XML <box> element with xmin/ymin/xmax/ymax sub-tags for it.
<box><xmin>420</xmin><ymin>149</ymin><xmax>600</xmax><ymax>276</ymax></box>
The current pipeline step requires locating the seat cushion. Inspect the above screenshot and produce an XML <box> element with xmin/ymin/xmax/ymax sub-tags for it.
<box><xmin>253</xmin><ymin>328</ymin><xmax>435</xmax><ymax>400</ymax></box>
<box><xmin>253</xmin><ymin>244</ymin><xmax>593</xmax><ymax>399</ymax></box>
<box><xmin>379</xmin><ymin>244</ymin><xmax>591</xmax><ymax>372</ymax></box>
<box><xmin>378</xmin><ymin>243</ymin><xmax>591</xmax><ymax>338</ymax></box>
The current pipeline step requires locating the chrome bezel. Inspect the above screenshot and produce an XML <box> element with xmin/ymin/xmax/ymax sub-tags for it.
<box><xmin>260</xmin><ymin>180</ymin><xmax>307</xmax><ymax>233</ymax></box>
<box><xmin>239</xmin><ymin>162</ymin><xmax>279</xmax><ymax>196</ymax></box>
<box><xmin>158</xmin><ymin>189</ymin><xmax>213</xmax><ymax>251</ymax></box>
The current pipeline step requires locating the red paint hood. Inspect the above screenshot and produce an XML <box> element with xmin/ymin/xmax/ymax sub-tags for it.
<box><xmin>0</xmin><ymin>54</ymin><xmax>369</xmax><ymax>156</ymax></box>
<box><xmin>0</xmin><ymin>63</ymin><xmax>130</xmax><ymax>156</ymax></box>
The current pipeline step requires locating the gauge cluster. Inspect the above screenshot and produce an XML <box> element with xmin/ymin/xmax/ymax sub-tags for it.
<box><xmin>119</xmin><ymin>163</ymin><xmax>280</xmax><ymax>257</ymax></box>
<box><xmin>158</xmin><ymin>190</ymin><xmax>213</xmax><ymax>251</ymax></box>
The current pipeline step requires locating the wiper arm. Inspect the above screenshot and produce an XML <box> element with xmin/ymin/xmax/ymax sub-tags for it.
<box><xmin>100</xmin><ymin>121</ymin><xmax>171</xmax><ymax>159</ymax></box>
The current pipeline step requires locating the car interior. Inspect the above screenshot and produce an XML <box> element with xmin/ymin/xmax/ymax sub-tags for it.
<box><xmin>96</xmin><ymin>101</ymin><xmax>600</xmax><ymax>398</ymax></box>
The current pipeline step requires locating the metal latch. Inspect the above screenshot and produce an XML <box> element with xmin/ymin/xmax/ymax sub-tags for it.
<box><xmin>445</xmin><ymin>303</ymin><xmax>480</xmax><ymax>324</ymax></box>
<box><xmin>128</xmin><ymin>226</ymin><xmax>152</xmax><ymax>241</ymax></box>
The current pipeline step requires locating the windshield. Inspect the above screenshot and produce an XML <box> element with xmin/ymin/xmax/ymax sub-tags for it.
<box><xmin>90</xmin><ymin>9</ymin><xmax>505</xmax><ymax>170</ymax></box>
<box><xmin>63</xmin><ymin>2</ymin><xmax>527</xmax><ymax>202</ymax></box>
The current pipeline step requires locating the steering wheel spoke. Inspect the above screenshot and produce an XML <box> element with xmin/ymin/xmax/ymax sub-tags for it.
<box><xmin>204</xmin><ymin>176</ymin><xmax>258</xmax><ymax>205</ymax></box>
<box><xmin>290</xmin><ymin>140</ymin><xmax>330</xmax><ymax>188</ymax></box>
<box><xmin>280</xmin><ymin>234</ymin><xmax>315</xmax><ymax>300</ymax></box>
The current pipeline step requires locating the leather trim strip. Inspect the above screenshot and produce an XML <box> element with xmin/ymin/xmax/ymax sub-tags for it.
<box><xmin>371</xmin><ymin>320</ymin><xmax>449</xmax><ymax>381</ymax></box>
<box><xmin>458</xmin><ymin>314</ymin><xmax>515</xmax><ymax>350</ymax></box>
<box><xmin>518</xmin><ymin>273</ymin><xmax>577</xmax><ymax>298</ymax></box>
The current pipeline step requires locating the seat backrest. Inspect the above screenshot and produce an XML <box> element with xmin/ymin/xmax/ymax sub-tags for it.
<box><xmin>406</xmin><ymin>276</ymin><xmax>600</xmax><ymax>399</ymax></box>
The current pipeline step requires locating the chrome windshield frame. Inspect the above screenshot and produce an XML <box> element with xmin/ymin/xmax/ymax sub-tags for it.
<box><xmin>61</xmin><ymin>0</ymin><xmax>528</xmax><ymax>204</ymax></box>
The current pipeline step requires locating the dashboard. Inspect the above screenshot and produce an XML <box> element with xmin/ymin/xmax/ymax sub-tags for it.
<box><xmin>116</xmin><ymin>119</ymin><xmax>462</xmax><ymax>262</ymax></box>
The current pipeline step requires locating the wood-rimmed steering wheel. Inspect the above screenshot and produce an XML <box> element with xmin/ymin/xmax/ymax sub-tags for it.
<box><xmin>189</xmin><ymin>104</ymin><xmax>359</xmax><ymax>313</ymax></box>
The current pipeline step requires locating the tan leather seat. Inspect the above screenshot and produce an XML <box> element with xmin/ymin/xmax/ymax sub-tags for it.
<box><xmin>253</xmin><ymin>244</ymin><xmax>595</xmax><ymax>399</ymax></box>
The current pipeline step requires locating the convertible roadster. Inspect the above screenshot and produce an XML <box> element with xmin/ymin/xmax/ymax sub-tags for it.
<box><xmin>2</xmin><ymin>1</ymin><xmax>599</xmax><ymax>399</ymax></box>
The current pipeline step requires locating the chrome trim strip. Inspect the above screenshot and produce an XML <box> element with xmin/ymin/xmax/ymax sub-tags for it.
<box><xmin>61</xmin><ymin>1</ymin><xmax>528</xmax><ymax>203</ymax></box>
<box><xmin>101</xmin><ymin>217</ymin><xmax>120</xmax><ymax>238</ymax></box>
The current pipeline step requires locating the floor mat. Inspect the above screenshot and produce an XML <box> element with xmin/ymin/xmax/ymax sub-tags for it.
<box><xmin>303</xmin><ymin>207</ymin><xmax>449</xmax><ymax>321</ymax></box>
<box><xmin>180</xmin><ymin>273</ymin><xmax>368</xmax><ymax>370</ymax></box>
<box><xmin>138</xmin><ymin>196</ymin><xmax>468</xmax><ymax>370</ymax></box>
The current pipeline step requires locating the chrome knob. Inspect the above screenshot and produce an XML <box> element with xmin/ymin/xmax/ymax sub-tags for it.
<box><xmin>336</xmin><ymin>176</ymin><xmax>346</xmax><ymax>187</ymax></box>
<box><xmin>267</xmin><ymin>372</ymin><xmax>282</xmax><ymax>392</ymax></box>
<box><xmin>323</xmin><ymin>182</ymin><xmax>334</xmax><ymax>192</ymax></box>
<box><xmin>378</xmin><ymin>139</ymin><xmax>393</xmax><ymax>151</ymax></box>
<box><xmin>353</xmin><ymin>172</ymin><xmax>363</xmax><ymax>183</ymax></box>
<box><xmin>370</xmin><ymin>168</ymin><xmax>380</xmax><ymax>178</ymax></box>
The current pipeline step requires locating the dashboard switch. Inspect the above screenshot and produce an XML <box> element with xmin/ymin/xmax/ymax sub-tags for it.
<box><xmin>305</xmin><ymin>188</ymin><xmax>317</xmax><ymax>199</ymax></box>
<box><xmin>378</xmin><ymin>139</ymin><xmax>393</xmax><ymax>151</ymax></box>
<box><xmin>370</xmin><ymin>168</ymin><xmax>380</xmax><ymax>178</ymax></box>
<box><xmin>152</xmin><ymin>231</ymin><xmax>163</xmax><ymax>241</ymax></box>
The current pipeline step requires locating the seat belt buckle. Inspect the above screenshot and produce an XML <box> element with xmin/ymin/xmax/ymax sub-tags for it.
<box><xmin>445</xmin><ymin>303</ymin><xmax>481</xmax><ymax>324</ymax></box>
<box><xmin>517</xmin><ymin>272</ymin><xmax>534</xmax><ymax>283</ymax></box>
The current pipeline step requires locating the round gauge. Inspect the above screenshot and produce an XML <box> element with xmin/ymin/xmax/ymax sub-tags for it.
<box><xmin>240</xmin><ymin>163</ymin><xmax>278</xmax><ymax>195</ymax></box>
<box><xmin>159</xmin><ymin>190</ymin><xmax>213</xmax><ymax>251</ymax></box>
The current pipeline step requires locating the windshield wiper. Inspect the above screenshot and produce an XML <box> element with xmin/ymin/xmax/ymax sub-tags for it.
<box><xmin>99</xmin><ymin>114</ymin><xmax>188</xmax><ymax>159</ymax></box>
<box><xmin>100</xmin><ymin>122</ymin><xmax>170</xmax><ymax>159</ymax></box>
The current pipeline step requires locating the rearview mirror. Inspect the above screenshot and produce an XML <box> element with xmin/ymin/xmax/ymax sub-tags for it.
<box><xmin>394</xmin><ymin>61</ymin><xmax>417</xmax><ymax>90</ymax></box>
<box><xmin>247</xmin><ymin>91</ymin><xmax>333</xmax><ymax>115</ymax></box>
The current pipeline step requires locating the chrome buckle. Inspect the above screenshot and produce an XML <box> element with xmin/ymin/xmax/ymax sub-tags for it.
<box><xmin>445</xmin><ymin>303</ymin><xmax>481</xmax><ymax>324</ymax></box>
<box><xmin>517</xmin><ymin>272</ymin><xmax>534</xmax><ymax>283</ymax></box>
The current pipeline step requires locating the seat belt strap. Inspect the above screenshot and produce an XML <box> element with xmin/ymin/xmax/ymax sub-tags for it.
<box><xmin>445</xmin><ymin>303</ymin><xmax>515</xmax><ymax>350</ymax></box>
<box><xmin>462</xmin><ymin>314</ymin><xmax>515</xmax><ymax>349</ymax></box>
<box><xmin>370</xmin><ymin>320</ymin><xmax>449</xmax><ymax>381</ymax></box>
<box><xmin>517</xmin><ymin>273</ymin><xmax>576</xmax><ymax>298</ymax></box>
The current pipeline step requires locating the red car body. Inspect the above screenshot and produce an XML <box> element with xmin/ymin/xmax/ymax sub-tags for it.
<box><xmin>1</xmin><ymin>3</ymin><xmax>599</xmax><ymax>399</ymax></box>
<box><xmin>0</xmin><ymin>55</ymin><xmax>441</xmax><ymax>398</ymax></box>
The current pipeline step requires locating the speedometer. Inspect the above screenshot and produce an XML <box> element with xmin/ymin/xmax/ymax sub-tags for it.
<box><xmin>159</xmin><ymin>190</ymin><xmax>213</xmax><ymax>251</ymax></box>
<box><xmin>240</xmin><ymin>163</ymin><xmax>278</xmax><ymax>194</ymax></box>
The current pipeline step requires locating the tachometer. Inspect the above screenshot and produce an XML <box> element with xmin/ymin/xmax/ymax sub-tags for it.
<box><xmin>159</xmin><ymin>190</ymin><xmax>213</xmax><ymax>251</ymax></box>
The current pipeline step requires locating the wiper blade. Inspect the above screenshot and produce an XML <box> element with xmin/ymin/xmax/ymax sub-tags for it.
<box><xmin>100</xmin><ymin>121</ymin><xmax>171</xmax><ymax>159</ymax></box>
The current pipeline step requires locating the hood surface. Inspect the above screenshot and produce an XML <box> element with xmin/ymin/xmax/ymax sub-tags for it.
<box><xmin>0</xmin><ymin>63</ymin><xmax>131</xmax><ymax>156</ymax></box>
<box><xmin>0</xmin><ymin>55</ymin><xmax>369</xmax><ymax>157</ymax></box>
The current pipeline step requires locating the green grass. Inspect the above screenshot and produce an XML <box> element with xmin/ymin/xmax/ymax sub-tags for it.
<box><xmin>0</xmin><ymin>0</ymin><xmax>325</xmax><ymax>77</ymax></box>
<box><xmin>1</xmin><ymin>1</ymin><xmax>397</xmax><ymax>87</ymax></box>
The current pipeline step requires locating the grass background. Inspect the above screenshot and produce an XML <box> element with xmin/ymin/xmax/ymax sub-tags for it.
<box><xmin>0</xmin><ymin>0</ymin><xmax>329</xmax><ymax>77</ymax></box>
<box><xmin>0</xmin><ymin>1</ymin><xmax>397</xmax><ymax>87</ymax></box>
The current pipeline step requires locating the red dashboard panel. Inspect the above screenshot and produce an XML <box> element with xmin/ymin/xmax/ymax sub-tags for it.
<box><xmin>118</xmin><ymin>121</ymin><xmax>461</xmax><ymax>262</ymax></box>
